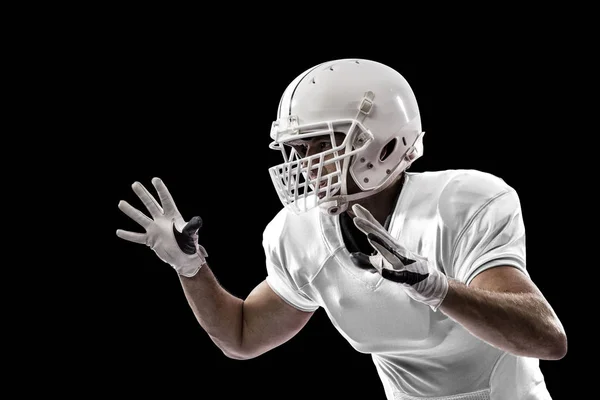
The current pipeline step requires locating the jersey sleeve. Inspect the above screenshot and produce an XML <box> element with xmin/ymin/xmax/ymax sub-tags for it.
<box><xmin>262</xmin><ymin>211</ymin><xmax>320</xmax><ymax>312</ymax></box>
<box><xmin>450</xmin><ymin>188</ymin><xmax>529</xmax><ymax>285</ymax></box>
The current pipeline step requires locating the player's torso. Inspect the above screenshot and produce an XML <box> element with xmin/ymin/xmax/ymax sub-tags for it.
<box><xmin>303</xmin><ymin>203</ymin><xmax>455</xmax><ymax>354</ymax></box>
<box><xmin>280</xmin><ymin>170</ymin><xmax>526</xmax><ymax>396</ymax></box>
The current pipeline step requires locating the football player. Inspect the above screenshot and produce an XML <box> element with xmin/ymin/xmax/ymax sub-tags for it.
<box><xmin>117</xmin><ymin>59</ymin><xmax>566</xmax><ymax>399</ymax></box>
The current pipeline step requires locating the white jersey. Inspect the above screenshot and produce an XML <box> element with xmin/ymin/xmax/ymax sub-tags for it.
<box><xmin>262</xmin><ymin>169</ymin><xmax>551</xmax><ymax>400</ymax></box>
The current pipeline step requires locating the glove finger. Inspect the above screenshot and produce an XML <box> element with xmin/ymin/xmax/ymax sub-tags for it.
<box><xmin>352</xmin><ymin>204</ymin><xmax>380</xmax><ymax>226</ymax></box>
<box><xmin>367</xmin><ymin>233</ymin><xmax>416</xmax><ymax>267</ymax></box>
<box><xmin>118</xmin><ymin>200</ymin><xmax>152</xmax><ymax>229</ymax></box>
<box><xmin>381</xmin><ymin>268</ymin><xmax>429</xmax><ymax>285</ymax></box>
<box><xmin>367</xmin><ymin>234</ymin><xmax>406</xmax><ymax>270</ymax></box>
<box><xmin>353</xmin><ymin>217</ymin><xmax>397</xmax><ymax>245</ymax></box>
<box><xmin>151</xmin><ymin>177</ymin><xmax>179</xmax><ymax>216</ymax></box>
<box><xmin>352</xmin><ymin>216</ymin><xmax>378</xmax><ymax>236</ymax></box>
<box><xmin>116</xmin><ymin>229</ymin><xmax>147</xmax><ymax>244</ymax></box>
<box><xmin>183</xmin><ymin>216</ymin><xmax>203</xmax><ymax>235</ymax></box>
<box><xmin>132</xmin><ymin>181</ymin><xmax>163</xmax><ymax>218</ymax></box>
<box><xmin>172</xmin><ymin>217</ymin><xmax>203</xmax><ymax>255</ymax></box>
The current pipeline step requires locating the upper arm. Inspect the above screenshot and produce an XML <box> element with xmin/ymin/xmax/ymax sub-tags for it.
<box><xmin>245</xmin><ymin>210</ymin><xmax>319</xmax><ymax>359</ymax></box>
<box><xmin>238</xmin><ymin>280</ymin><xmax>315</xmax><ymax>359</ymax></box>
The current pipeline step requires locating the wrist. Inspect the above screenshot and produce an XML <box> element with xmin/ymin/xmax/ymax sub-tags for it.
<box><xmin>177</xmin><ymin>258</ymin><xmax>206</xmax><ymax>278</ymax></box>
<box><xmin>421</xmin><ymin>269</ymin><xmax>449</xmax><ymax>312</ymax></box>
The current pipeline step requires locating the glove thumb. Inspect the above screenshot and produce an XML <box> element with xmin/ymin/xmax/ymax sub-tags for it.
<box><xmin>173</xmin><ymin>216</ymin><xmax>203</xmax><ymax>255</ymax></box>
<box><xmin>183</xmin><ymin>216</ymin><xmax>203</xmax><ymax>235</ymax></box>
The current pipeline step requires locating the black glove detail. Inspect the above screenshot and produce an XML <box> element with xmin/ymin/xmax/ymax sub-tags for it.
<box><xmin>350</xmin><ymin>252</ymin><xmax>378</xmax><ymax>273</ymax></box>
<box><xmin>381</xmin><ymin>269</ymin><xmax>429</xmax><ymax>285</ymax></box>
<box><xmin>173</xmin><ymin>216</ymin><xmax>202</xmax><ymax>255</ymax></box>
<box><xmin>366</xmin><ymin>232</ymin><xmax>429</xmax><ymax>285</ymax></box>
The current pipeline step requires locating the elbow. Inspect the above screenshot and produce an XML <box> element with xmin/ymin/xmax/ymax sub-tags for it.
<box><xmin>536</xmin><ymin>320</ymin><xmax>568</xmax><ymax>360</ymax></box>
<box><xmin>546</xmin><ymin>314</ymin><xmax>568</xmax><ymax>360</ymax></box>
<box><xmin>223</xmin><ymin>351</ymin><xmax>250</xmax><ymax>360</ymax></box>
<box><xmin>221</xmin><ymin>346</ymin><xmax>262</xmax><ymax>361</ymax></box>
<box><xmin>535</xmin><ymin>298</ymin><xmax>568</xmax><ymax>360</ymax></box>
<box><xmin>222</xmin><ymin>348</ymin><xmax>253</xmax><ymax>360</ymax></box>
<box><xmin>547</xmin><ymin>332</ymin><xmax>568</xmax><ymax>360</ymax></box>
<box><xmin>513</xmin><ymin>331</ymin><xmax>567</xmax><ymax>361</ymax></box>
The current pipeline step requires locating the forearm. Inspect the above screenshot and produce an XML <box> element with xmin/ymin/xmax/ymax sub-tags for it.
<box><xmin>439</xmin><ymin>279</ymin><xmax>567</xmax><ymax>360</ymax></box>
<box><xmin>178</xmin><ymin>264</ymin><xmax>246</xmax><ymax>358</ymax></box>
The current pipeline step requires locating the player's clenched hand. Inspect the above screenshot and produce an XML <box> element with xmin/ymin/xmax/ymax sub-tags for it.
<box><xmin>350</xmin><ymin>204</ymin><xmax>448</xmax><ymax>311</ymax></box>
<box><xmin>116</xmin><ymin>177</ymin><xmax>208</xmax><ymax>277</ymax></box>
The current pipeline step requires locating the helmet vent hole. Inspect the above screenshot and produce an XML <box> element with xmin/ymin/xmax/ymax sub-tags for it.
<box><xmin>355</xmin><ymin>60</ymin><xmax>360</xmax><ymax>64</ymax></box>
<box><xmin>379</xmin><ymin>138</ymin><xmax>398</xmax><ymax>162</ymax></box>
<box><xmin>402</xmin><ymin>137</ymin><xmax>407</xmax><ymax>146</ymax></box>
<box><xmin>329</xmin><ymin>67</ymin><xmax>334</xmax><ymax>71</ymax></box>
<box><xmin>311</xmin><ymin>78</ymin><xmax>316</xmax><ymax>84</ymax></box>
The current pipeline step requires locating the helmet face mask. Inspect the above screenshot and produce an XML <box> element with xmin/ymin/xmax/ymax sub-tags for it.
<box><xmin>268</xmin><ymin>59</ymin><xmax>424</xmax><ymax>216</ymax></box>
<box><xmin>268</xmin><ymin>119</ymin><xmax>374</xmax><ymax>215</ymax></box>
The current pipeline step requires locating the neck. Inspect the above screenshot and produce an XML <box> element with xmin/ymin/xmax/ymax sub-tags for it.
<box><xmin>347</xmin><ymin>173</ymin><xmax>406</xmax><ymax>227</ymax></box>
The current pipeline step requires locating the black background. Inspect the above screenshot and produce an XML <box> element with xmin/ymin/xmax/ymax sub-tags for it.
<box><xmin>77</xmin><ymin>31</ymin><xmax>583</xmax><ymax>399</ymax></box>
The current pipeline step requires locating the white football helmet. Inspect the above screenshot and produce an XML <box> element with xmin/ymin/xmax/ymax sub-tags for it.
<box><xmin>268</xmin><ymin>58</ymin><xmax>424</xmax><ymax>216</ymax></box>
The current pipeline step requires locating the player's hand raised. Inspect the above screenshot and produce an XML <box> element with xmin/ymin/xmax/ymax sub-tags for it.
<box><xmin>349</xmin><ymin>204</ymin><xmax>448</xmax><ymax>311</ymax></box>
<box><xmin>116</xmin><ymin>177</ymin><xmax>208</xmax><ymax>277</ymax></box>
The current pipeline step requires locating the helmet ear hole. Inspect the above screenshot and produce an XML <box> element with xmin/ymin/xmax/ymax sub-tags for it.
<box><xmin>379</xmin><ymin>138</ymin><xmax>398</xmax><ymax>162</ymax></box>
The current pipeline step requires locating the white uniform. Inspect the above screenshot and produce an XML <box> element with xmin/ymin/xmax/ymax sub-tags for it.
<box><xmin>263</xmin><ymin>169</ymin><xmax>551</xmax><ymax>400</ymax></box>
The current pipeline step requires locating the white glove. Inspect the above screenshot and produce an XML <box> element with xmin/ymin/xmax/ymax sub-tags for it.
<box><xmin>350</xmin><ymin>204</ymin><xmax>448</xmax><ymax>311</ymax></box>
<box><xmin>116</xmin><ymin>177</ymin><xmax>208</xmax><ymax>277</ymax></box>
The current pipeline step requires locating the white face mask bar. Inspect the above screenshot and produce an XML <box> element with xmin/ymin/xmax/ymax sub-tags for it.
<box><xmin>268</xmin><ymin>119</ymin><xmax>373</xmax><ymax>214</ymax></box>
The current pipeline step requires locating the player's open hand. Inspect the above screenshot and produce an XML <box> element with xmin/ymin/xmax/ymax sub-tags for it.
<box><xmin>116</xmin><ymin>177</ymin><xmax>208</xmax><ymax>277</ymax></box>
<box><xmin>350</xmin><ymin>204</ymin><xmax>448</xmax><ymax>311</ymax></box>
